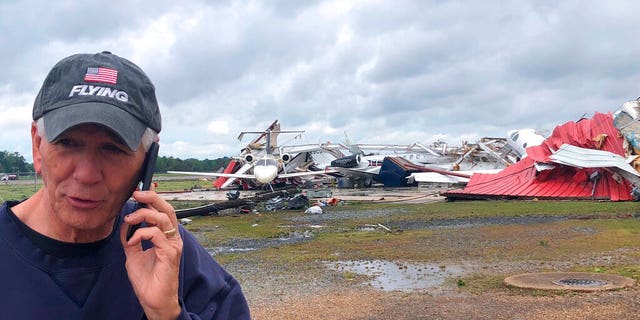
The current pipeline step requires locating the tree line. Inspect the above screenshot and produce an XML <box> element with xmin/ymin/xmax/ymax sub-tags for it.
<box><xmin>155</xmin><ymin>156</ymin><xmax>232</xmax><ymax>173</ymax></box>
<box><xmin>0</xmin><ymin>150</ymin><xmax>231</xmax><ymax>174</ymax></box>
<box><xmin>0</xmin><ymin>151</ymin><xmax>33</xmax><ymax>174</ymax></box>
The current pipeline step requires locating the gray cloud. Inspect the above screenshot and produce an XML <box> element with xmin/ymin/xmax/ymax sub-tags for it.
<box><xmin>1</xmin><ymin>0</ymin><xmax>640</xmax><ymax>161</ymax></box>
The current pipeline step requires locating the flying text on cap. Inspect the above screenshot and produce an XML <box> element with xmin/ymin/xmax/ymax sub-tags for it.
<box><xmin>68</xmin><ymin>85</ymin><xmax>129</xmax><ymax>102</ymax></box>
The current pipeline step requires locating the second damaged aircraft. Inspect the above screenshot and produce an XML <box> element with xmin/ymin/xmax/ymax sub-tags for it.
<box><xmin>169</xmin><ymin>120</ymin><xmax>336</xmax><ymax>188</ymax></box>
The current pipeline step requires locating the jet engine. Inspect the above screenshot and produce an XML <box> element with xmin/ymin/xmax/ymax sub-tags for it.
<box><xmin>244</xmin><ymin>153</ymin><xmax>255</xmax><ymax>163</ymax></box>
<box><xmin>280</xmin><ymin>153</ymin><xmax>292</xmax><ymax>163</ymax></box>
<box><xmin>330</xmin><ymin>154</ymin><xmax>362</xmax><ymax>168</ymax></box>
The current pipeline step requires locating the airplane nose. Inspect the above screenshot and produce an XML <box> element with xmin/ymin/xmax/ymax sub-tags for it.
<box><xmin>254</xmin><ymin>165</ymin><xmax>278</xmax><ymax>183</ymax></box>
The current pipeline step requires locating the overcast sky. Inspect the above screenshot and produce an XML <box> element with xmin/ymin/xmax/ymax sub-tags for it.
<box><xmin>1</xmin><ymin>0</ymin><xmax>639</xmax><ymax>162</ymax></box>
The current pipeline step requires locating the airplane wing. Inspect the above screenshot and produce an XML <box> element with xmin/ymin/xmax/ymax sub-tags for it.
<box><xmin>277</xmin><ymin>168</ymin><xmax>338</xmax><ymax>178</ymax></box>
<box><xmin>167</xmin><ymin>171</ymin><xmax>256</xmax><ymax>179</ymax></box>
<box><xmin>167</xmin><ymin>168</ymin><xmax>338</xmax><ymax>181</ymax></box>
<box><xmin>331</xmin><ymin>167</ymin><xmax>381</xmax><ymax>181</ymax></box>
<box><xmin>177</xmin><ymin>162</ymin><xmax>256</xmax><ymax>189</ymax></box>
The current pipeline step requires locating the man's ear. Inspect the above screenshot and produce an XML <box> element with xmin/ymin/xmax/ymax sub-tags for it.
<box><xmin>31</xmin><ymin>122</ymin><xmax>43</xmax><ymax>175</ymax></box>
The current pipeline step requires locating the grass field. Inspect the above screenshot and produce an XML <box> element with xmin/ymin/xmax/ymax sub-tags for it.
<box><xmin>192</xmin><ymin>200</ymin><xmax>640</xmax><ymax>270</ymax></box>
<box><xmin>0</xmin><ymin>174</ymin><xmax>207</xmax><ymax>203</ymax></box>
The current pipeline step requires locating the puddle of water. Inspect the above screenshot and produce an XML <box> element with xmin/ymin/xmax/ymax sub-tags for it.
<box><xmin>327</xmin><ymin>260</ymin><xmax>467</xmax><ymax>292</ymax></box>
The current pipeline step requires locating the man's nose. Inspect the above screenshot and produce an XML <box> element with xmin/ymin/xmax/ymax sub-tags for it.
<box><xmin>72</xmin><ymin>152</ymin><xmax>103</xmax><ymax>184</ymax></box>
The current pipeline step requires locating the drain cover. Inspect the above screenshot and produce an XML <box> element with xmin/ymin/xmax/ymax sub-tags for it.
<box><xmin>553</xmin><ymin>278</ymin><xmax>608</xmax><ymax>287</ymax></box>
<box><xmin>504</xmin><ymin>272</ymin><xmax>635</xmax><ymax>292</ymax></box>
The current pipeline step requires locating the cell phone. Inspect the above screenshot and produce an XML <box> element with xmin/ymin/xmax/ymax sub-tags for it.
<box><xmin>126</xmin><ymin>141</ymin><xmax>159</xmax><ymax>241</ymax></box>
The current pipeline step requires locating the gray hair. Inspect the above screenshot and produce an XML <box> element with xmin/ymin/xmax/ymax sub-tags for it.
<box><xmin>34</xmin><ymin>117</ymin><xmax>158</xmax><ymax>152</ymax></box>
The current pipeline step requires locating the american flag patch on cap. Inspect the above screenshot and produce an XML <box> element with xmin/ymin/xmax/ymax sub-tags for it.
<box><xmin>84</xmin><ymin>67</ymin><xmax>118</xmax><ymax>84</ymax></box>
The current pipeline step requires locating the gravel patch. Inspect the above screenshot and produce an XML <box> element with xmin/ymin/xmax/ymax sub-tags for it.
<box><xmin>206</xmin><ymin>230</ymin><xmax>315</xmax><ymax>255</ymax></box>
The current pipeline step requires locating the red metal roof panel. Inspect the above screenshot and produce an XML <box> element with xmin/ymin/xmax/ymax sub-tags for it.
<box><xmin>442</xmin><ymin>112</ymin><xmax>634</xmax><ymax>201</ymax></box>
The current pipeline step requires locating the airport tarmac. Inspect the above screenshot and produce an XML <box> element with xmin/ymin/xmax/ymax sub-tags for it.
<box><xmin>158</xmin><ymin>186</ymin><xmax>449</xmax><ymax>204</ymax></box>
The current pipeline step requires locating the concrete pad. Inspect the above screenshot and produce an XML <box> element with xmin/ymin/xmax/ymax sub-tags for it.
<box><xmin>504</xmin><ymin>272</ymin><xmax>635</xmax><ymax>292</ymax></box>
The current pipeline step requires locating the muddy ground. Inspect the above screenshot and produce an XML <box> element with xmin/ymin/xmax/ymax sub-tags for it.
<box><xmin>179</xmin><ymin>189</ymin><xmax>640</xmax><ymax>319</ymax></box>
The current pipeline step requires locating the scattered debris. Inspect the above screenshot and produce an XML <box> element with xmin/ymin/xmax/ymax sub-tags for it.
<box><xmin>226</xmin><ymin>189</ymin><xmax>241</xmax><ymax>200</ymax></box>
<box><xmin>376</xmin><ymin>223</ymin><xmax>392</xmax><ymax>233</ymax></box>
<box><xmin>175</xmin><ymin>186</ymin><xmax>300</xmax><ymax>218</ymax></box>
<box><xmin>359</xmin><ymin>223</ymin><xmax>399</xmax><ymax>233</ymax></box>
<box><xmin>265</xmin><ymin>193</ymin><xmax>310</xmax><ymax>211</ymax></box>
<box><xmin>304</xmin><ymin>205</ymin><xmax>323</xmax><ymax>215</ymax></box>
<box><xmin>304</xmin><ymin>188</ymin><xmax>333</xmax><ymax>198</ymax></box>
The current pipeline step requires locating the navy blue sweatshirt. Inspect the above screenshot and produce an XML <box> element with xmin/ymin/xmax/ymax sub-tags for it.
<box><xmin>0</xmin><ymin>201</ymin><xmax>250</xmax><ymax>319</ymax></box>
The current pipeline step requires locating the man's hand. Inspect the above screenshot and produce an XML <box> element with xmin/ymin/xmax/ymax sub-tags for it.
<box><xmin>120</xmin><ymin>190</ymin><xmax>183</xmax><ymax>320</ymax></box>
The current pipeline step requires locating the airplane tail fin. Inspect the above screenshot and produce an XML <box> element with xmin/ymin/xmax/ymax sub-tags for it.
<box><xmin>344</xmin><ymin>131</ymin><xmax>364</xmax><ymax>155</ymax></box>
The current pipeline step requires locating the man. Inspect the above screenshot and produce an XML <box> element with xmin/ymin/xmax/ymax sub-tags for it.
<box><xmin>0</xmin><ymin>51</ymin><xmax>250</xmax><ymax>319</ymax></box>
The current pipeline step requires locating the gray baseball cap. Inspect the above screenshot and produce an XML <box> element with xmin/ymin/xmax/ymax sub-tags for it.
<box><xmin>32</xmin><ymin>51</ymin><xmax>161</xmax><ymax>151</ymax></box>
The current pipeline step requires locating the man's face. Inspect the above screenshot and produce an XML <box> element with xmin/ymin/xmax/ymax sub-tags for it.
<box><xmin>32</xmin><ymin>123</ymin><xmax>146</xmax><ymax>236</ymax></box>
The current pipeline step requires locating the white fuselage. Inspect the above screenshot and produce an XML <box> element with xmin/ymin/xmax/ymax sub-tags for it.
<box><xmin>507</xmin><ymin>129</ymin><xmax>545</xmax><ymax>159</ymax></box>
<box><xmin>253</xmin><ymin>156</ymin><xmax>279</xmax><ymax>183</ymax></box>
